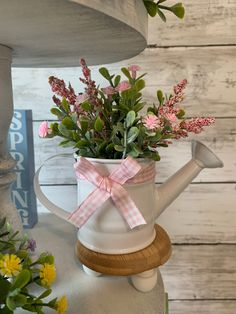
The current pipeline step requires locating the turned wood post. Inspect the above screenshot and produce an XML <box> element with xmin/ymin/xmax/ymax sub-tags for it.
<box><xmin>0</xmin><ymin>45</ymin><xmax>23</xmax><ymax>233</ymax></box>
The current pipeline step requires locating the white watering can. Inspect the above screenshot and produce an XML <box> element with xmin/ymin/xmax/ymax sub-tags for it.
<box><xmin>34</xmin><ymin>140</ymin><xmax>223</xmax><ymax>255</ymax></box>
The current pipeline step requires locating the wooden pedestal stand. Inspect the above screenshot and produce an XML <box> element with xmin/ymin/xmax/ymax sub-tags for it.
<box><xmin>76</xmin><ymin>224</ymin><xmax>172</xmax><ymax>292</ymax></box>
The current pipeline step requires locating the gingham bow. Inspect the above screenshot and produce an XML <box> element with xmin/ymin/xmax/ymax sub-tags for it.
<box><xmin>68</xmin><ymin>156</ymin><xmax>147</xmax><ymax>229</ymax></box>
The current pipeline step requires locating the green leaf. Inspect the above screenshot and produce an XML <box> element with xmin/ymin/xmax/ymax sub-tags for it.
<box><xmin>99</xmin><ymin>67</ymin><xmax>111</xmax><ymax>80</ymax></box>
<box><xmin>151</xmin><ymin>151</ymin><xmax>161</xmax><ymax>161</ymax></box>
<box><xmin>37</xmin><ymin>288</ymin><xmax>52</xmax><ymax>300</ymax></box>
<box><xmin>127</xmin><ymin>143</ymin><xmax>142</xmax><ymax>158</ymax></box>
<box><xmin>11</xmin><ymin>269</ymin><xmax>30</xmax><ymax>290</ymax></box>
<box><xmin>81</xmin><ymin>101</ymin><xmax>92</xmax><ymax>111</ymax></box>
<box><xmin>170</xmin><ymin>3</ymin><xmax>185</xmax><ymax>19</ymax></box>
<box><xmin>71</xmin><ymin>112</ymin><xmax>78</xmax><ymax>124</ymax></box>
<box><xmin>12</xmin><ymin>294</ymin><xmax>27</xmax><ymax>307</ymax></box>
<box><xmin>44</xmin><ymin>255</ymin><xmax>54</xmax><ymax>265</ymax></box>
<box><xmin>58</xmin><ymin>124</ymin><xmax>71</xmax><ymax>137</ymax></box>
<box><xmin>126</xmin><ymin>111</ymin><xmax>136</xmax><ymax>128</ymax></box>
<box><xmin>75</xmin><ymin>140</ymin><xmax>88</xmax><ymax>148</ymax></box>
<box><xmin>133</xmin><ymin>102</ymin><xmax>144</xmax><ymax>113</ymax></box>
<box><xmin>176</xmin><ymin>109</ymin><xmax>185</xmax><ymax>118</ymax></box>
<box><xmin>0</xmin><ymin>276</ymin><xmax>11</xmax><ymax>302</ymax></box>
<box><xmin>61</xmin><ymin>117</ymin><xmax>75</xmax><ymax>129</ymax></box>
<box><xmin>50</xmin><ymin>108</ymin><xmax>64</xmax><ymax>119</ymax></box>
<box><xmin>98</xmin><ymin>141</ymin><xmax>107</xmax><ymax>154</ymax></box>
<box><xmin>106</xmin><ymin>143</ymin><xmax>115</xmax><ymax>154</ymax></box>
<box><xmin>135</xmin><ymin>79</ymin><xmax>145</xmax><ymax>91</ymax></box>
<box><xmin>48</xmin><ymin>297</ymin><xmax>57</xmax><ymax>308</ymax></box>
<box><xmin>60</xmin><ymin>98</ymin><xmax>70</xmax><ymax>113</ymax></box>
<box><xmin>157</xmin><ymin>0</ymin><xmax>167</xmax><ymax>3</ymax></box>
<box><xmin>127</xmin><ymin>127</ymin><xmax>139</xmax><ymax>144</ymax></box>
<box><xmin>113</xmin><ymin>135</ymin><xmax>121</xmax><ymax>145</ymax></box>
<box><xmin>114</xmin><ymin>75</ymin><xmax>121</xmax><ymax>87</ymax></box>
<box><xmin>121</xmin><ymin>67</ymin><xmax>132</xmax><ymax>80</ymax></box>
<box><xmin>59</xmin><ymin>140</ymin><xmax>75</xmax><ymax>147</ymax></box>
<box><xmin>94</xmin><ymin>116</ymin><xmax>104</xmax><ymax>132</ymax></box>
<box><xmin>6</xmin><ymin>297</ymin><xmax>16</xmax><ymax>311</ymax></box>
<box><xmin>114</xmin><ymin>145</ymin><xmax>124</xmax><ymax>152</ymax></box>
<box><xmin>143</xmin><ymin>1</ymin><xmax>157</xmax><ymax>17</ymax></box>
<box><xmin>157</xmin><ymin>90</ymin><xmax>164</xmax><ymax>104</ymax></box>
<box><xmin>79</xmin><ymin>117</ymin><xmax>89</xmax><ymax>133</ymax></box>
<box><xmin>156</xmin><ymin>7</ymin><xmax>166</xmax><ymax>22</ymax></box>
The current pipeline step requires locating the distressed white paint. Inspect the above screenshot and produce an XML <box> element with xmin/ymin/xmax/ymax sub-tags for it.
<box><xmin>148</xmin><ymin>0</ymin><xmax>236</xmax><ymax>46</ymax></box>
<box><xmin>12</xmin><ymin>46</ymin><xmax>236</xmax><ymax>118</ymax></box>
<box><xmin>169</xmin><ymin>301</ymin><xmax>236</xmax><ymax>314</ymax></box>
<box><xmin>161</xmin><ymin>244</ymin><xmax>236</xmax><ymax>299</ymax></box>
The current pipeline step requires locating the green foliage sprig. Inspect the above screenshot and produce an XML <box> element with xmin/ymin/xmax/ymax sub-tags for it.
<box><xmin>0</xmin><ymin>218</ymin><xmax>67</xmax><ymax>314</ymax></box>
<box><xmin>143</xmin><ymin>0</ymin><xmax>185</xmax><ymax>22</ymax></box>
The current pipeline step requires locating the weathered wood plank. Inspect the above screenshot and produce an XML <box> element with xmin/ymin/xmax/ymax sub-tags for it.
<box><xmin>33</xmin><ymin>118</ymin><xmax>236</xmax><ymax>184</ymax></box>
<box><xmin>13</xmin><ymin>46</ymin><xmax>236</xmax><ymax>118</ymax></box>
<box><xmin>161</xmin><ymin>244</ymin><xmax>236</xmax><ymax>299</ymax></box>
<box><xmin>36</xmin><ymin>184</ymin><xmax>236</xmax><ymax>244</ymax></box>
<box><xmin>148</xmin><ymin>0</ymin><xmax>236</xmax><ymax>46</ymax></box>
<box><xmin>168</xmin><ymin>300</ymin><xmax>236</xmax><ymax>314</ymax></box>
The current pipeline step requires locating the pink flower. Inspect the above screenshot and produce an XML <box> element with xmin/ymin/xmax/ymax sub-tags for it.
<box><xmin>128</xmin><ymin>65</ymin><xmax>141</xmax><ymax>79</ymax></box>
<box><xmin>174</xmin><ymin>79</ymin><xmax>187</xmax><ymax>95</ymax></box>
<box><xmin>181</xmin><ymin>117</ymin><xmax>215</xmax><ymax>134</ymax></box>
<box><xmin>76</xmin><ymin>93</ymin><xmax>89</xmax><ymax>105</ymax></box>
<box><xmin>48</xmin><ymin>76</ymin><xmax>76</xmax><ymax>105</ymax></box>
<box><xmin>143</xmin><ymin>114</ymin><xmax>161</xmax><ymax>130</ymax></box>
<box><xmin>102</xmin><ymin>86</ymin><xmax>116</xmax><ymax>96</ymax></box>
<box><xmin>38</xmin><ymin>121</ymin><xmax>50</xmax><ymax>138</ymax></box>
<box><xmin>165</xmin><ymin>113</ymin><xmax>178</xmax><ymax>123</ymax></box>
<box><xmin>116</xmin><ymin>81</ymin><xmax>131</xmax><ymax>92</ymax></box>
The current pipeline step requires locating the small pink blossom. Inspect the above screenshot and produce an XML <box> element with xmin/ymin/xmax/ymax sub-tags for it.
<box><xmin>165</xmin><ymin>113</ymin><xmax>178</xmax><ymax>123</ymax></box>
<box><xmin>38</xmin><ymin>121</ymin><xmax>51</xmax><ymax>138</ymax></box>
<box><xmin>174</xmin><ymin>79</ymin><xmax>187</xmax><ymax>95</ymax></box>
<box><xmin>143</xmin><ymin>114</ymin><xmax>161</xmax><ymax>130</ymax></box>
<box><xmin>116</xmin><ymin>81</ymin><xmax>131</xmax><ymax>92</ymax></box>
<box><xmin>49</xmin><ymin>76</ymin><xmax>76</xmax><ymax>105</ymax></box>
<box><xmin>181</xmin><ymin>117</ymin><xmax>215</xmax><ymax>134</ymax></box>
<box><xmin>102</xmin><ymin>86</ymin><xmax>116</xmax><ymax>96</ymax></box>
<box><xmin>128</xmin><ymin>65</ymin><xmax>141</xmax><ymax>79</ymax></box>
<box><xmin>76</xmin><ymin>93</ymin><xmax>89</xmax><ymax>105</ymax></box>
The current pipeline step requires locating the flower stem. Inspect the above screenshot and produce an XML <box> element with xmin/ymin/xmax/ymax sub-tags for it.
<box><xmin>122</xmin><ymin>125</ymin><xmax>127</xmax><ymax>159</ymax></box>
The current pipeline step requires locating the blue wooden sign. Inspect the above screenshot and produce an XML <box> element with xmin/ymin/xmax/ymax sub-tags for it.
<box><xmin>8</xmin><ymin>110</ymin><xmax>38</xmax><ymax>228</ymax></box>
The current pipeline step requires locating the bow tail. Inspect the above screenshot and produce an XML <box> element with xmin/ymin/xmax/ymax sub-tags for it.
<box><xmin>111</xmin><ymin>185</ymin><xmax>147</xmax><ymax>229</ymax></box>
<box><xmin>68</xmin><ymin>188</ymin><xmax>110</xmax><ymax>228</ymax></box>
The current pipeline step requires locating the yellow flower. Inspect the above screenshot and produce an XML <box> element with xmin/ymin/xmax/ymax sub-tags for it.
<box><xmin>56</xmin><ymin>296</ymin><xmax>68</xmax><ymax>314</ymax></box>
<box><xmin>39</xmin><ymin>263</ymin><xmax>56</xmax><ymax>287</ymax></box>
<box><xmin>0</xmin><ymin>254</ymin><xmax>22</xmax><ymax>277</ymax></box>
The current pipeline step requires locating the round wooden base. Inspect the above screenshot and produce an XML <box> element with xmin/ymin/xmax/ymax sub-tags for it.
<box><xmin>76</xmin><ymin>224</ymin><xmax>172</xmax><ymax>276</ymax></box>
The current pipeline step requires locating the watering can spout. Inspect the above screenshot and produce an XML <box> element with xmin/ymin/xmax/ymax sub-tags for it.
<box><xmin>155</xmin><ymin>140</ymin><xmax>223</xmax><ymax>218</ymax></box>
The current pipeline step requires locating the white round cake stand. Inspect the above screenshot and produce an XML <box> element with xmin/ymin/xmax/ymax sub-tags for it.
<box><xmin>0</xmin><ymin>0</ymin><xmax>147</xmax><ymax>231</ymax></box>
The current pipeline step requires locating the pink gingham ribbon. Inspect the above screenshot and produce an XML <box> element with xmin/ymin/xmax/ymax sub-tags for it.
<box><xmin>68</xmin><ymin>156</ymin><xmax>148</xmax><ymax>229</ymax></box>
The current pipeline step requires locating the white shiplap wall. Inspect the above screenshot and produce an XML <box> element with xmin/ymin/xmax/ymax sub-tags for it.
<box><xmin>12</xmin><ymin>1</ymin><xmax>236</xmax><ymax>313</ymax></box>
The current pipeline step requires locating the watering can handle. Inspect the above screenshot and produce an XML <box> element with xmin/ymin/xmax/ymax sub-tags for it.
<box><xmin>34</xmin><ymin>154</ymin><xmax>74</xmax><ymax>222</ymax></box>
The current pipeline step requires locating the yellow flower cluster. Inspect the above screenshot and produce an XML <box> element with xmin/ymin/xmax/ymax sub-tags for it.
<box><xmin>0</xmin><ymin>254</ymin><xmax>22</xmax><ymax>277</ymax></box>
<box><xmin>39</xmin><ymin>263</ymin><xmax>56</xmax><ymax>287</ymax></box>
<box><xmin>56</xmin><ymin>296</ymin><xmax>68</xmax><ymax>314</ymax></box>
